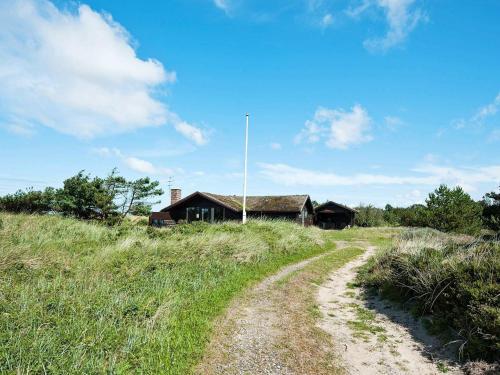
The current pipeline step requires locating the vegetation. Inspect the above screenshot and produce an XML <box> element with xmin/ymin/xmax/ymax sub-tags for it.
<box><xmin>356</xmin><ymin>185</ymin><xmax>490</xmax><ymax>236</ymax></box>
<box><xmin>426</xmin><ymin>185</ymin><xmax>482</xmax><ymax>235</ymax></box>
<box><xmin>0</xmin><ymin>213</ymin><xmax>336</xmax><ymax>374</ymax></box>
<box><xmin>0</xmin><ymin>169</ymin><xmax>162</xmax><ymax>222</ymax></box>
<box><xmin>354</xmin><ymin>204</ymin><xmax>386</xmax><ymax>227</ymax></box>
<box><xmin>481</xmin><ymin>187</ymin><xmax>500</xmax><ymax>232</ymax></box>
<box><xmin>358</xmin><ymin>228</ymin><xmax>499</xmax><ymax>362</ymax></box>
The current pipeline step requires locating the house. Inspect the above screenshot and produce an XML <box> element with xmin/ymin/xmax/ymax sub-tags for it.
<box><xmin>314</xmin><ymin>201</ymin><xmax>357</xmax><ymax>229</ymax></box>
<box><xmin>150</xmin><ymin>188</ymin><xmax>356</xmax><ymax>229</ymax></box>
<box><xmin>156</xmin><ymin>189</ymin><xmax>314</xmax><ymax>226</ymax></box>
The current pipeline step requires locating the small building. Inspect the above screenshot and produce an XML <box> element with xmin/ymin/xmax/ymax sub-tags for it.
<box><xmin>155</xmin><ymin>189</ymin><xmax>314</xmax><ymax>226</ymax></box>
<box><xmin>314</xmin><ymin>201</ymin><xmax>357</xmax><ymax>229</ymax></box>
<box><xmin>148</xmin><ymin>211</ymin><xmax>176</xmax><ymax>227</ymax></box>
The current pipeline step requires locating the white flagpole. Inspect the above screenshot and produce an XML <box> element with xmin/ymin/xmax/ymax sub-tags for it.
<box><xmin>242</xmin><ymin>113</ymin><xmax>249</xmax><ymax>224</ymax></box>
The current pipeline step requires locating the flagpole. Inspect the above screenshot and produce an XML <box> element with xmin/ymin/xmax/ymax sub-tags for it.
<box><xmin>242</xmin><ymin>113</ymin><xmax>249</xmax><ymax>224</ymax></box>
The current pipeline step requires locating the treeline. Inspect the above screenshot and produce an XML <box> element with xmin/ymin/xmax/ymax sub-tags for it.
<box><xmin>0</xmin><ymin>169</ymin><xmax>163</xmax><ymax>223</ymax></box>
<box><xmin>354</xmin><ymin>184</ymin><xmax>500</xmax><ymax>235</ymax></box>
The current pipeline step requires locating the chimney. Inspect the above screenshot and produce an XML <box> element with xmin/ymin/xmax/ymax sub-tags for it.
<box><xmin>171</xmin><ymin>188</ymin><xmax>181</xmax><ymax>204</ymax></box>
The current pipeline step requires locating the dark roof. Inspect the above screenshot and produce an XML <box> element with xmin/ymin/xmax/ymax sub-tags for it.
<box><xmin>161</xmin><ymin>191</ymin><xmax>311</xmax><ymax>213</ymax></box>
<box><xmin>315</xmin><ymin>201</ymin><xmax>357</xmax><ymax>213</ymax></box>
<box><xmin>204</xmin><ymin>193</ymin><xmax>310</xmax><ymax>212</ymax></box>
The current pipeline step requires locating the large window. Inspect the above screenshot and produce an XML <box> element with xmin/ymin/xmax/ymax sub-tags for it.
<box><xmin>186</xmin><ymin>207</ymin><xmax>224</xmax><ymax>223</ymax></box>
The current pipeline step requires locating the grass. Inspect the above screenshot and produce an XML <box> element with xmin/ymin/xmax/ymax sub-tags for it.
<box><xmin>0</xmin><ymin>213</ymin><xmax>335</xmax><ymax>374</ymax></box>
<box><xmin>357</xmin><ymin>228</ymin><xmax>500</xmax><ymax>363</ymax></box>
<box><xmin>274</xmin><ymin>246</ymin><xmax>366</xmax><ymax>374</ymax></box>
<box><xmin>347</xmin><ymin>305</ymin><xmax>386</xmax><ymax>341</ymax></box>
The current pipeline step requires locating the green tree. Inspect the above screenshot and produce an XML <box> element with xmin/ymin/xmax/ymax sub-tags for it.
<box><xmin>355</xmin><ymin>204</ymin><xmax>386</xmax><ymax>227</ymax></box>
<box><xmin>112</xmin><ymin>176</ymin><xmax>163</xmax><ymax>218</ymax></box>
<box><xmin>0</xmin><ymin>187</ymin><xmax>55</xmax><ymax>213</ymax></box>
<box><xmin>426</xmin><ymin>184</ymin><xmax>482</xmax><ymax>235</ymax></box>
<box><xmin>482</xmin><ymin>187</ymin><xmax>500</xmax><ymax>232</ymax></box>
<box><xmin>56</xmin><ymin>171</ymin><xmax>114</xmax><ymax>220</ymax></box>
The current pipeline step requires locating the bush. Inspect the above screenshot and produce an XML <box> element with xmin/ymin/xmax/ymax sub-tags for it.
<box><xmin>355</xmin><ymin>204</ymin><xmax>386</xmax><ymax>227</ymax></box>
<box><xmin>359</xmin><ymin>229</ymin><xmax>499</xmax><ymax>362</ymax></box>
<box><xmin>482</xmin><ymin>188</ymin><xmax>500</xmax><ymax>233</ymax></box>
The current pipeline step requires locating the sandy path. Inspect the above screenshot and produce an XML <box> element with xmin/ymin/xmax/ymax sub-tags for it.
<box><xmin>196</xmin><ymin>245</ymin><xmax>350</xmax><ymax>375</ymax></box>
<box><xmin>317</xmin><ymin>246</ymin><xmax>463</xmax><ymax>375</ymax></box>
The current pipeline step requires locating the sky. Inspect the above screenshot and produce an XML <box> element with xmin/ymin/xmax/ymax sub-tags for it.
<box><xmin>0</xmin><ymin>0</ymin><xmax>499</xmax><ymax>209</ymax></box>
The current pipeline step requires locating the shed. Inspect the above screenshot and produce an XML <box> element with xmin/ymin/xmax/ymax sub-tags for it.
<box><xmin>314</xmin><ymin>201</ymin><xmax>357</xmax><ymax>229</ymax></box>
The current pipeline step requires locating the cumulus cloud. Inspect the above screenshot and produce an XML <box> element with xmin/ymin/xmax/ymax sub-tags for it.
<box><xmin>259</xmin><ymin>162</ymin><xmax>500</xmax><ymax>193</ymax></box>
<box><xmin>0</xmin><ymin>0</ymin><xmax>206</xmax><ymax>143</ymax></box>
<box><xmin>296</xmin><ymin>104</ymin><xmax>372</xmax><ymax>149</ymax></box>
<box><xmin>348</xmin><ymin>0</ymin><xmax>426</xmax><ymax>51</ymax></box>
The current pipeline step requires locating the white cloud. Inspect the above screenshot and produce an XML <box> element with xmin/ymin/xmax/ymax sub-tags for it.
<box><xmin>6</xmin><ymin>123</ymin><xmax>36</xmax><ymax>137</ymax></box>
<box><xmin>259</xmin><ymin>162</ymin><xmax>500</xmax><ymax>193</ymax></box>
<box><xmin>124</xmin><ymin>157</ymin><xmax>157</xmax><ymax>174</ymax></box>
<box><xmin>270</xmin><ymin>142</ymin><xmax>282</xmax><ymax>150</ymax></box>
<box><xmin>384</xmin><ymin>115</ymin><xmax>404</xmax><ymax>130</ymax></box>
<box><xmin>214</xmin><ymin>0</ymin><xmax>230</xmax><ymax>13</ymax></box>
<box><xmin>173</xmin><ymin>120</ymin><xmax>209</xmax><ymax>146</ymax></box>
<box><xmin>451</xmin><ymin>91</ymin><xmax>500</xmax><ymax>133</ymax></box>
<box><xmin>296</xmin><ymin>104</ymin><xmax>372</xmax><ymax>149</ymax></box>
<box><xmin>350</xmin><ymin>0</ymin><xmax>426</xmax><ymax>51</ymax></box>
<box><xmin>92</xmin><ymin>147</ymin><xmax>175</xmax><ymax>175</ymax></box>
<box><xmin>472</xmin><ymin>92</ymin><xmax>500</xmax><ymax>123</ymax></box>
<box><xmin>320</xmin><ymin>13</ymin><xmax>334</xmax><ymax>28</ymax></box>
<box><xmin>0</xmin><ymin>0</ymin><xmax>206</xmax><ymax>143</ymax></box>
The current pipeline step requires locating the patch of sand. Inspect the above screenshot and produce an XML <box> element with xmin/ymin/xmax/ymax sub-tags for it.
<box><xmin>317</xmin><ymin>246</ymin><xmax>463</xmax><ymax>375</ymax></box>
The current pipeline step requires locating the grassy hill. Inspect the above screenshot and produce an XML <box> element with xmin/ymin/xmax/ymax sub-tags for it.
<box><xmin>0</xmin><ymin>213</ymin><xmax>343</xmax><ymax>374</ymax></box>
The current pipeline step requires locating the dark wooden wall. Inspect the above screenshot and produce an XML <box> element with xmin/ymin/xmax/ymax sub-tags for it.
<box><xmin>164</xmin><ymin>195</ymin><xmax>240</xmax><ymax>222</ymax></box>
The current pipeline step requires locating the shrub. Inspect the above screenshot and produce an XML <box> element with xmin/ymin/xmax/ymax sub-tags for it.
<box><xmin>482</xmin><ymin>188</ymin><xmax>500</xmax><ymax>233</ymax></box>
<box><xmin>355</xmin><ymin>204</ymin><xmax>386</xmax><ymax>227</ymax></box>
<box><xmin>359</xmin><ymin>229</ymin><xmax>499</xmax><ymax>362</ymax></box>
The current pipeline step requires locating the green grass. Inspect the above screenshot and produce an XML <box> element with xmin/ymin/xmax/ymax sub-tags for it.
<box><xmin>0</xmin><ymin>213</ymin><xmax>337</xmax><ymax>374</ymax></box>
<box><xmin>357</xmin><ymin>228</ymin><xmax>500</xmax><ymax>362</ymax></box>
<box><xmin>346</xmin><ymin>304</ymin><xmax>386</xmax><ymax>340</ymax></box>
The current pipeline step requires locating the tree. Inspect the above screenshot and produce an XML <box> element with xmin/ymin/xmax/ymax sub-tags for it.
<box><xmin>355</xmin><ymin>204</ymin><xmax>386</xmax><ymax>227</ymax></box>
<box><xmin>482</xmin><ymin>187</ymin><xmax>500</xmax><ymax>232</ymax></box>
<box><xmin>426</xmin><ymin>184</ymin><xmax>482</xmax><ymax>235</ymax></box>
<box><xmin>56</xmin><ymin>171</ymin><xmax>114</xmax><ymax>220</ymax></box>
<box><xmin>111</xmin><ymin>175</ymin><xmax>163</xmax><ymax>218</ymax></box>
<box><xmin>0</xmin><ymin>187</ymin><xmax>55</xmax><ymax>213</ymax></box>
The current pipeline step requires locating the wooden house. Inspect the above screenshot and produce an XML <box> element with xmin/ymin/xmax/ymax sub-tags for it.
<box><xmin>314</xmin><ymin>201</ymin><xmax>357</xmax><ymax>229</ymax></box>
<box><xmin>157</xmin><ymin>190</ymin><xmax>314</xmax><ymax>226</ymax></box>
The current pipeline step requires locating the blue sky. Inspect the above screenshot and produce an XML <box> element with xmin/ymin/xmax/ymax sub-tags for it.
<box><xmin>1</xmin><ymin>0</ymin><xmax>499</xmax><ymax>209</ymax></box>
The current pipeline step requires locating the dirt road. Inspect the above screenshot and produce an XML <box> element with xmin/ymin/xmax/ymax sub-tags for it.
<box><xmin>317</xmin><ymin>246</ymin><xmax>462</xmax><ymax>374</ymax></box>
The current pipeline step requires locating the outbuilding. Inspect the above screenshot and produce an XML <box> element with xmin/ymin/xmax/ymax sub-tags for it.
<box><xmin>314</xmin><ymin>201</ymin><xmax>357</xmax><ymax>229</ymax></box>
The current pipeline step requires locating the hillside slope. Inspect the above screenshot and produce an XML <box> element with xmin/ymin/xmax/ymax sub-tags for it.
<box><xmin>0</xmin><ymin>213</ymin><xmax>330</xmax><ymax>374</ymax></box>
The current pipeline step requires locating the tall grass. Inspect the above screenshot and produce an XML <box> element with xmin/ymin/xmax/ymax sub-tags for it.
<box><xmin>359</xmin><ymin>228</ymin><xmax>499</xmax><ymax>362</ymax></box>
<box><xmin>0</xmin><ymin>213</ymin><xmax>329</xmax><ymax>374</ymax></box>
